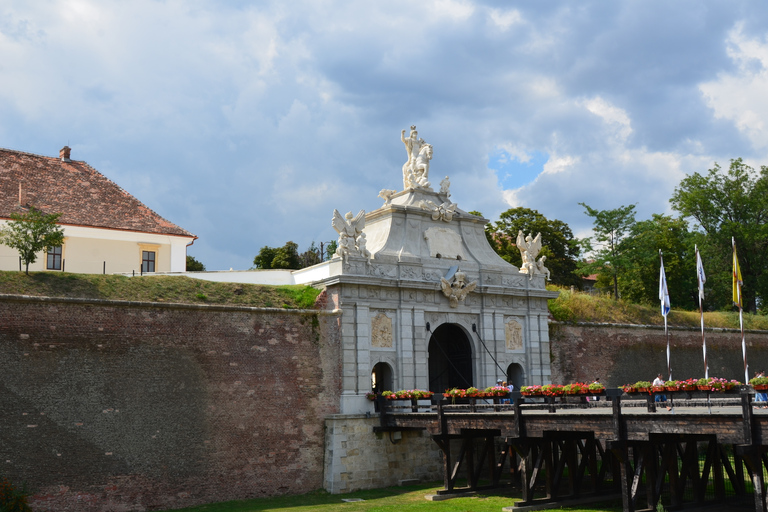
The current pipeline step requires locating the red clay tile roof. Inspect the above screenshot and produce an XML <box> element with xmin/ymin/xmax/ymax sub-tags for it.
<box><xmin>0</xmin><ymin>147</ymin><xmax>195</xmax><ymax>238</ymax></box>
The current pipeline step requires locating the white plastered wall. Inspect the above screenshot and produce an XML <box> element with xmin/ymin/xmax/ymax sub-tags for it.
<box><xmin>0</xmin><ymin>222</ymin><xmax>192</xmax><ymax>274</ymax></box>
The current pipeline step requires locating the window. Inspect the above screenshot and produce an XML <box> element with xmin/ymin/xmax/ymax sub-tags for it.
<box><xmin>142</xmin><ymin>251</ymin><xmax>156</xmax><ymax>273</ymax></box>
<box><xmin>47</xmin><ymin>246</ymin><xmax>62</xmax><ymax>270</ymax></box>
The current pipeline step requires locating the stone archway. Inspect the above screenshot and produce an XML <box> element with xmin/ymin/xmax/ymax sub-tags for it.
<box><xmin>428</xmin><ymin>323</ymin><xmax>473</xmax><ymax>394</ymax></box>
<box><xmin>371</xmin><ymin>362</ymin><xmax>393</xmax><ymax>394</ymax></box>
<box><xmin>507</xmin><ymin>363</ymin><xmax>524</xmax><ymax>391</ymax></box>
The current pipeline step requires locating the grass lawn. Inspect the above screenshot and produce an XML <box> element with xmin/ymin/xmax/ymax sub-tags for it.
<box><xmin>155</xmin><ymin>483</ymin><xmax>623</xmax><ymax>512</ymax></box>
<box><xmin>0</xmin><ymin>271</ymin><xmax>321</xmax><ymax>309</ymax></box>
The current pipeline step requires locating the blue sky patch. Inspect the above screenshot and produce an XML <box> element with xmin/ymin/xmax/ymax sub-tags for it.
<box><xmin>490</xmin><ymin>150</ymin><xmax>549</xmax><ymax>190</ymax></box>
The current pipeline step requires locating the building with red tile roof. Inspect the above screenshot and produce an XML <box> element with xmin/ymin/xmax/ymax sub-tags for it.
<box><xmin>0</xmin><ymin>146</ymin><xmax>196</xmax><ymax>274</ymax></box>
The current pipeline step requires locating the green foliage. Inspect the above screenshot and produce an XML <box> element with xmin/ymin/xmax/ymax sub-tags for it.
<box><xmin>671</xmin><ymin>158</ymin><xmax>768</xmax><ymax>313</ymax></box>
<box><xmin>486</xmin><ymin>207</ymin><xmax>582</xmax><ymax>288</ymax></box>
<box><xmin>299</xmin><ymin>242</ymin><xmax>323</xmax><ymax>268</ymax></box>
<box><xmin>0</xmin><ymin>206</ymin><xmax>65</xmax><ymax>275</ymax></box>
<box><xmin>618</xmin><ymin>215</ymin><xmax>697</xmax><ymax>310</ymax></box>
<box><xmin>0</xmin><ymin>478</ymin><xmax>32</xmax><ymax>512</ymax></box>
<box><xmin>547</xmin><ymin>285</ymin><xmax>768</xmax><ymax>329</ymax></box>
<box><xmin>253</xmin><ymin>241</ymin><xmax>301</xmax><ymax>270</ymax></box>
<box><xmin>276</xmin><ymin>285</ymin><xmax>322</xmax><ymax>309</ymax></box>
<box><xmin>578</xmin><ymin>203</ymin><xmax>637</xmax><ymax>298</ymax></box>
<box><xmin>0</xmin><ymin>271</ymin><xmax>321</xmax><ymax>309</ymax></box>
<box><xmin>186</xmin><ymin>255</ymin><xmax>206</xmax><ymax>271</ymax></box>
<box><xmin>324</xmin><ymin>240</ymin><xmax>337</xmax><ymax>260</ymax></box>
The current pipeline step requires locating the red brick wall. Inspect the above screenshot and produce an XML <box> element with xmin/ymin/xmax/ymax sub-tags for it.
<box><xmin>550</xmin><ymin>322</ymin><xmax>768</xmax><ymax>386</ymax></box>
<box><xmin>0</xmin><ymin>295</ymin><xmax>341</xmax><ymax>511</ymax></box>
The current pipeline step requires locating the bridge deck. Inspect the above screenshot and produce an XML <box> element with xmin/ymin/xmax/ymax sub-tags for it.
<box><xmin>377</xmin><ymin>389</ymin><xmax>768</xmax><ymax>512</ymax></box>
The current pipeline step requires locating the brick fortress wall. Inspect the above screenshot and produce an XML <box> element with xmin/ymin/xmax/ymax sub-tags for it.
<box><xmin>550</xmin><ymin>322</ymin><xmax>768</xmax><ymax>386</ymax></box>
<box><xmin>0</xmin><ymin>295</ymin><xmax>342</xmax><ymax>512</ymax></box>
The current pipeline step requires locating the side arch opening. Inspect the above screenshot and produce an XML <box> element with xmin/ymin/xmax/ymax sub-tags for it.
<box><xmin>371</xmin><ymin>362</ymin><xmax>393</xmax><ymax>394</ymax></box>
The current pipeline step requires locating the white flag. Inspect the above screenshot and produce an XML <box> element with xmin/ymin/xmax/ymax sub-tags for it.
<box><xmin>696</xmin><ymin>246</ymin><xmax>706</xmax><ymax>301</ymax></box>
<box><xmin>659</xmin><ymin>253</ymin><xmax>670</xmax><ymax>317</ymax></box>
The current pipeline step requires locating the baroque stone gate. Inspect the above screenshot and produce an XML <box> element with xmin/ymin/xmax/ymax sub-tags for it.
<box><xmin>307</xmin><ymin>126</ymin><xmax>558</xmax><ymax>415</ymax></box>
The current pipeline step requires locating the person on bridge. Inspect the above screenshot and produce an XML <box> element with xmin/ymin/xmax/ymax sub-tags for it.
<box><xmin>653</xmin><ymin>373</ymin><xmax>671</xmax><ymax>411</ymax></box>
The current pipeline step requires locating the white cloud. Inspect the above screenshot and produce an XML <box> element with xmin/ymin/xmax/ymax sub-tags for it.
<box><xmin>488</xmin><ymin>8</ymin><xmax>523</xmax><ymax>31</ymax></box>
<box><xmin>700</xmin><ymin>24</ymin><xmax>768</xmax><ymax>151</ymax></box>
<box><xmin>581</xmin><ymin>97</ymin><xmax>632</xmax><ymax>141</ymax></box>
<box><xmin>1</xmin><ymin>1</ymin><xmax>765</xmax><ymax>271</ymax></box>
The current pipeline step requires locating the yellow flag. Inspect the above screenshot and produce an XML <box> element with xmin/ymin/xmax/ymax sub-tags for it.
<box><xmin>733</xmin><ymin>242</ymin><xmax>743</xmax><ymax>308</ymax></box>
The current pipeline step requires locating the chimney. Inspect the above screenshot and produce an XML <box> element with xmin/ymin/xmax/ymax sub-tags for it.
<box><xmin>60</xmin><ymin>146</ymin><xmax>72</xmax><ymax>162</ymax></box>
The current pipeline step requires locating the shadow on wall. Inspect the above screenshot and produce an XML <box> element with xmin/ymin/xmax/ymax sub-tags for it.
<box><xmin>0</xmin><ymin>342</ymin><xmax>208</xmax><ymax>487</ymax></box>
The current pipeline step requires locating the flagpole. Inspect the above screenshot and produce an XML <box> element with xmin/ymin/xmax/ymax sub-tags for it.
<box><xmin>696</xmin><ymin>245</ymin><xmax>707</xmax><ymax>379</ymax></box>
<box><xmin>734</xmin><ymin>237</ymin><xmax>748</xmax><ymax>384</ymax></box>
<box><xmin>660</xmin><ymin>250</ymin><xmax>671</xmax><ymax>381</ymax></box>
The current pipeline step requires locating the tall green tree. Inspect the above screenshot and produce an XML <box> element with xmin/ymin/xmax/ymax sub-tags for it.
<box><xmin>578</xmin><ymin>203</ymin><xmax>637</xmax><ymax>298</ymax></box>
<box><xmin>186</xmin><ymin>255</ymin><xmax>206</xmax><ymax>271</ymax></box>
<box><xmin>253</xmin><ymin>241</ymin><xmax>301</xmax><ymax>270</ymax></box>
<box><xmin>618</xmin><ymin>214</ymin><xmax>697</xmax><ymax>309</ymax></box>
<box><xmin>0</xmin><ymin>207</ymin><xmax>65</xmax><ymax>275</ymax></box>
<box><xmin>299</xmin><ymin>242</ymin><xmax>322</xmax><ymax>268</ymax></box>
<box><xmin>671</xmin><ymin>158</ymin><xmax>768</xmax><ymax>313</ymax></box>
<box><xmin>485</xmin><ymin>207</ymin><xmax>582</xmax><ymax>288</ymax></box>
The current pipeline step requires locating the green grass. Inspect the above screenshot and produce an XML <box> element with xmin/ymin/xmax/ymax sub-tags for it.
<box><xmin>548</xmin><ymin>285</ymin><xmax>768</xmax><ymax>330</ymax></box>
<box><xmin>155</xmin><ymin>483</ymin><xmax>623</xmax><ymax>512</ymax></box>
<box><xmin>0</xmin><ymin>271</ymin><xmax>322</xmax><ymax>309</ymax></box>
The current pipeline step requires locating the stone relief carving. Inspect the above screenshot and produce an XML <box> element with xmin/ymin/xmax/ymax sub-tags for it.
<box><xmin>502</xmin><ymin>276</ymin><xmax>526</xmax><ymax>287</ymax></box>
<box><xmin>418</xmin><ymin>200</ymin><xmax>457</xmax><ymax>222</ymax></box>
<box><xmin>424</xmin><ymin>227</ymin><xmax>465</xmax><ymax>260</ymax></box>
<box><xmin>371</xmin><ymin>312</ymin><xmax>394</xmax><ymax>348</ymax></box>
<box><xmin>342</xmin><ymin>260</ymin><xmax>368</xmax><ymax>275</ymax></box>
<box><xmin>516</xmin><ymin>230</ymin><xmax>550</xmax><ymax>280</ymax></box>
<box><xmin>401</xmin><ymin>125</ymin><xmax>433</xmax><ymax>191</ymax></box>
<box><xmin>400</xmin><ymin>267</ymin><xmax>418</xmax><ymax>280</ymax></box>
<box><xmin>440</xmin><ymin>270</ymin><xmax>477</xmax><ymax>308</ymax></box>
<box><xmin>367</xmin><ymin>264</ymin><xmax>397</xmax><ymax>278</ymax></box>
<box><xmin>332</xmin><ymin>209</ymin><xmax>370</xmax><ymax>260</ymax></box>
<box><xmin>505</xmin><ymin>319</ymin><xmax>523</xmax><ymax>350</ymax></box>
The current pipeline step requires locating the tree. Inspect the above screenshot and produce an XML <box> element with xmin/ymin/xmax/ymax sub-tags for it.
<box><xmin>618</xmin><ymin>214</ymin><xmax>697</xmax><ymax>309</ymax></box>
<box><xmin>671</xmin><ymin>158</ymin><xmax>768</xmax><ymax>313</ymax></box>
<box><xmin>324</xmin><ymin>240</ymin><xmax>337</xmax><ymax>261</ymax></box>
<box><xmin>578</xmin><ymin>203</ymin><xmax>637</xmax><ymax>298</ymax></box>
<box><xmin>0</xmin><ymin>207</ymin><xmax>65</xmax><ymax>275</ymax></box>
<box><xmin>252</xmin><ymin>241</ymin><xmax>301</xmax><ymax>270</ymax></box>
<box><xmin>299</xmin><ymin>242</ymin><xmax>322</xmax><ymax>268</ymax></box>
<box><xmin>485</xmin><ymin>207</ymin><xmax>582</xmax><ymax>288</ymax></box>
<box><xmin>186</xmin><ymin>255</ymin><xmax>206</xmax><ymax>271</ymax></box>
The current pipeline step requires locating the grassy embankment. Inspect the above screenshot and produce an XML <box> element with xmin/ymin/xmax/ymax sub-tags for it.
<box><xmin>0</xmin><ymin>271</ymin><xmax>321</xmax><ymax>309</ymax></box>
<box><xmin>2</xmin><ymin>272</ymin><xmax>764</xmax><ymax>328</ymax></box>
<box><xmin>547</xmin><ymin>285</ymin><xmax>768</xmax><ymax>331</ymax></box>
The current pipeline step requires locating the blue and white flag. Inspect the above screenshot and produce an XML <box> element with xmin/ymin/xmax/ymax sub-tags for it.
<box><xmin>659</xmin><ymin>252</ymin><xmax>670</xmax><ymax>317</ymax></box>
<box><xmin>696</xmin><ymin>245</ymin><xmax>706</xmax><ymax>302</ymax></box>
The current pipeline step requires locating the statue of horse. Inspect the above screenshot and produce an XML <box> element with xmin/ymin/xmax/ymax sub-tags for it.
<box><xmin>413</xmin><ymin>144</ymin><xmax>433</xmax><ymax>188</ymax></box>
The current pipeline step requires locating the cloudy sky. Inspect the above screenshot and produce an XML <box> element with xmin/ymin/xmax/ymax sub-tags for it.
<box><xmin>3</xmin><ymin>1</ymin><xmax>768</xmax><ymax>271</ymax></box>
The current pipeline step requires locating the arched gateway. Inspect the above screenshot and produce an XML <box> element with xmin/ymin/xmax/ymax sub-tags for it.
<box><xmin>428</xmin><ymin>323</ymin><xmax>473</xmax><ymax>393</ymax></box>
<box><xmin>307</xmin><ymin>126</ymin><xmax>558</xmax><ymax>414</ymax></box>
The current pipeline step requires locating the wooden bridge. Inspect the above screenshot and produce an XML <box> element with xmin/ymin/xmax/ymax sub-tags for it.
<box><xmin>376</xmin><ymin>388</ymin><xmax>768</xmax><ymax>512</ymax></box>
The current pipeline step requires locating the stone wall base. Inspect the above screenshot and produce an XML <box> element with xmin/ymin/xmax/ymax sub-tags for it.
<box><xmin>324</xmin><ymin>414</ymin><xmax>443</xmax><ymax>494</ymax></box>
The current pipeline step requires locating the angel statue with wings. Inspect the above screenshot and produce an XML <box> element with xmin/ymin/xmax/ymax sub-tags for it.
<box><xmin>332</xmin><ymin>209</ymin><xmax>368</xmax><ymax>259</ymax></box>
<box><xmin>516</xmin><ymin>230</ymin><xmax>549</xmax><ymax>280</ymax></box>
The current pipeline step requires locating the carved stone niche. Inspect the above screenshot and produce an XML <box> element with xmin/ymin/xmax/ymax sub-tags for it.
<box><xmin>505</xmin><ymin>318</ymin><xmax>524</xmax><ymax>351</ymax></box>
<box><xmin>371</xmin><ymin>311</ymin><xmax>394</xmax><ymax>348</ymax></box>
